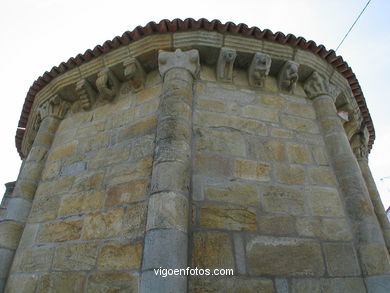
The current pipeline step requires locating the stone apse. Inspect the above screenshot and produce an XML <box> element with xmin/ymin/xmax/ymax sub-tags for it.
<box><xmin>0</xmin><ymin>19</ymin><xmax>390</xmax><ymax>293</ymax></box>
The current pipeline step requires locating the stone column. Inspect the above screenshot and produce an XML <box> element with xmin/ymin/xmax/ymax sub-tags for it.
<box><xmin>351</xmin><ymin>132</ymin><xmax>390</xmax><ymax>252</ymax></box>
<box><xmin>0</xmin><ymin>95</ymin><xmax>69</xmax><ymax>292</ymax></box>
<box><xmin>304</xmin><ymin>72</ymin><xmax>390</xmax><ymax>292</ymax></box>
<box><xmin>140</xmin><ymin>49</ymin><xmax>199</xmax><ymax>293</ymax></box>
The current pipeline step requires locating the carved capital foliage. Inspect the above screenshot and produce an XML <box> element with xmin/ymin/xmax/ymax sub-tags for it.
<box><xmin>278</xmin><ymin>60</ymin><xmax>299</xmax><ymax>93</ymax></box>
<box><xmin>304</xmin><ymin>71</ymin><xmax>340</xmax><ymax>101</ymax></box>
<box><xmin>158</xmin><ymin>49</ymin><xmax>200</xmax><ymax>79</ymax></box>
<box><xmin>124</xmin><ymin>57</ymin><xmax>145</xmax><ymax>92</ymax></box>
<box><xmin>38</xmin><ymin>95</ymin><xmax>70</xmax><ymax>120</ymax></box>
<box><xmin>248</xmin><ymin>52</ymin><xmax>271</xmax><ymax>87</ymax></box>
<box><xmin>216</xmin><ymin>47</ymin><xmax>237</xmax><ymax>82</ymax></box>
<box><xmin>76</xmin><ymin>78</ymin><xmax>97</xmax><ymax>110</ymax></box>
<box><xmin>96</xmin><ymin>68</ymin><xmax>120</xmax><ymax>101</ymax></box>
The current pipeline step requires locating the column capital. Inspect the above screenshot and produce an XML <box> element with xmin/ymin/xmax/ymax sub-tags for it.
<box><xmin>304</xmin><ymin>71</ymin><xmax>340</xmax><ymax>101</ymax></box>
<box><xmin>158</xmin><ymin>49</ymin><xmax>200</xmax><ymax>79</ymax></box>
<box><xmin>38</xmin><ymin>95</ymin><xmax>70</xmax><ymax>120</ymax></box>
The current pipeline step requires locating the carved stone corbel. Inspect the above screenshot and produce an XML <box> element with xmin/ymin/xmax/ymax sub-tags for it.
<box><xmin>38</xmin><ymin>94</ymin><xmax>70</xmax><ymax>120</ymax></box>
<box><xmin>278</xmin><ymin>60</ymin><xmax>299</xmax><ymax>93</ymax></box>
<box><xmin>248</xmin><ymin>52</ymin><xmax>271</xmax><ymax>87</ymax></box>
<box><xmin>304</xmin><ymin>71</ymin><xmax>340</xmax><ymax>101</ymax></box>
<box><xmin>350</xmin><ymin>130</ymin><xmax>369</xmax><ymax>160</ymax></box>
<box><xmin>76</xmin><ymin>78</ymin><xmax>97</xmax><ymax>110</ymax></box>
<box><xmin>158</xmin><ymin>49</ymin><xmax>200</xmax><ymax>79</ymax></box>
<box><xmin>96</xmin><ymin>68</ymin><xmax>120</xmax><ymax>101</ymax></box>
<box><xmin>216</xmin><ymin>47</ymin><xmax>237</xmax><ymax>82</ymax></box>
<box><xmin>124</xmin><ymin>57</ymin><xmax>145</xmax><ymax>92</ymax></box>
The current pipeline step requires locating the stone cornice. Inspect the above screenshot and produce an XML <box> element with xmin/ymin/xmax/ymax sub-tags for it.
<box><xmin>17</xmin><ymin>19</ymin><xmax>373</xmax><ymax>158</ymax></box>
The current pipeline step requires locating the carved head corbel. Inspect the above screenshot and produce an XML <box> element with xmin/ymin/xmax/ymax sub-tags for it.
<box><xmin>278</xmin><ymin>60</ymin><xmax>299</xmax><ymax>93</ymax></box>
<box><xmin>249</xmin><ymin>53</ymin><xmax>271</xmax><ymax>87</ymax></box>
<box><xmin>123</xmin><ymin>57</ymin><xmax>145</xmax><ymax>92</ymax></box>
<box><xmin>217</xmin><ymin>48</ymin><xmax>237</xmax><ymax>82</ymax></box>
<box><xmin>96</xmin><ymin>68</ymin><xmax>120</xmax><ymax>101</ymax></box>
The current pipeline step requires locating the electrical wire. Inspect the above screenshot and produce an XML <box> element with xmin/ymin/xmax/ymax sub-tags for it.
<box><xmin>335</xmin><ymin>0</ymin><xmax>372</xmax><ymax>52</ymax></box>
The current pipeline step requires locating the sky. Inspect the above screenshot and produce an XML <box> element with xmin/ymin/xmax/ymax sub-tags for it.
<box><xmin>0</xmin><ymin>0</ymin><xmax>389</xmax><ymax>207</ymax></box>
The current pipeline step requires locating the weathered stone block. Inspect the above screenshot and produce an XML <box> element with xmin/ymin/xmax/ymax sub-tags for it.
<box><xmin>128</xmin><ymin>134</ymin><xmax>155</xmax><ymax>161</ymax></box>
<box><xmin>249</xmin><ymin>137</ymin><xmax>286</xmax><ymax>162</ymax></box>
<box><xmin>234</xmin><ymin>159</ymin><xmax>271</xmax><ymax>182</ymax></box>
<box><xmin>0</xmin><ymin>221</ymin><xmax>24</xmax><ymax>249</ymax></box>
<box><xmin>5</xmin><ymin>274</ymin><xmax>38</xmax><ymax>293</ymax></box>
<box><xmin>260</xmin><ymin>93</ymin><xmax>285</xmax><ymax>110</ymax></box>
<box><xmin>205</xmin><ymin>183</ymin><xmax>259</xmax><ymax>205</ymax></box>
<box><xmin>88</xmin><ymin>144</ymin><xmax>129</xmax><ymax>169</ymax></box>
<box><xmin>286</xmin><ymin>103</ymin><xmax>316</xmax><ymax>119</ymax></box>
<box><xmin>360</xmin><ymin>243</ymin><xmax>390</xmax><ymax>275</ymax></box>
<box><xmin>274</xmin><ymin>164</ymin><xmax>306</xmax><ymax>185</ymax></box>
<box><xmin>59</xmin><ymin>190</ymin><xmax>105</xmax><ymax>216</ymax></box>
<box><xmin>140</xmin><ymin>271</ymin><xmax>186</xmax><ymax>293</ymax></box>
<box><xmin>194</xmin><ymin>111</ymin><xmax>268</xmax><ymax>136</ymax></box>
<box><xmin>39</xmin><ymin>273</ymin><xmax>86</xmax><ymax>293</ymax></box>
<box><xmin>0</xmin><ymin>248</ymin><xmax>13</xmax><ymax>278</ymax></box>
<box><xmin>291</xmin><ymin>278</ymin><xmax>366</xmax><ymax>293</ymax></box>
<box><xmin>263</xmin><ymin>185</ymin><xmax>307</xmax><ymax>216</ymax></box>
<box><xmin>71</xmin><ymin>172</ymin><xmax>104</xmax><ymax>193</ymax></box>
<box><xmin>77</xmin><ymin>133</ymin><xmax>109</xmax><ymax>153</ymax></box>
<box><xmin>18</xmin><ymin>224</ymin><xmax>39</xmax><ymax>249</ymax></box>
<box><xmin>196</xmin><ymin>98</ymin><xmax>226</xmax><ymax>113</ymax></box>
<box><xmin>270</xmin><ymin>127</ymin><xmax>293</xmax><ymax>139</ymax></box>
<box><xmin>246</xmin><ymin>236</ymin><xmax>325</xmax><ymax>276</ymax></box>
<box><xmin>199</xmin><ymin>203</ymin><xmax>256</xmax><ymax>231</ymax></box>
<box><xmin>281</xmin><ymin>114</ymin><xmax>319</xmax><ymax>134</ymax></box>
<box><xmin>242</xmin><ymin>105</ymin><xmax>279</xmax><ymax>122</ymax></box>
<box><xmin>147</xmin><ymin>192</ymin><xmax>188</xmax><ymax>232</ymax></box>
<box><xmin>135</xmin><ymin>85</ymin><xmax>161</xmax><ymax>105</ymax></box>
<box><xmin>323</xmin><ymin>242</ymin><xmax>360</xmax><ymax>276</ymax></box>
<box><xmin>106</xmin><ymin>178</ymin><xmax>149</xmax><ymax>206</ymax></box>
<box><xmin>286</xmin><ymin>142</ymin><xmax>312</xmax><ymax>164</ymax></box>
<box><xmin>75</xmin><ymin>120</ymin><xmax>105</xmax><ymax>138</ymax></box>
<box><xmin>37</xmin><ymin>219</ymin><xmax>83</xmax><ymax>243</ymax></box>
<box><xmin>296</xmin><ymin>217</ymin><xmax>353</xmax><ymax>241</ymax></box>
<box><xmin>306</xmin><ymin>187</ymin><xmax>344</xmax><ymax>217</ymax></box>
<box><xmin>123</xmin><ymin>203</ymin><xmax>147</xmax><ymax>238</ymax></box>
<box><xmin>29</xmin><ymin>196</ymin><xmax>60</xmax><ymax>223</ymax></box>
<box><xmin>117</xmin><ymin>116</ymin><xmax>157</xmax><ymax>143</ymax></box>
<box><xmin>196</xmin><ymin>128</ymin><xmax>246</xmax><ymax>156</ymax></box>
<box><xmin>47</xmin><ymin>141</ymin><xmax>77</xmax><ymax>161</ymax></box>
<box><xmin>309</xmin><ymin>167</ymin><xmax>337</xmax><ymax>186</ymax></box>
<box><xmin>82</xmin><ymin>208</ymin><xmax>123</xmax><ymax>240</ymax></box>
<box><xmin>190</xmin><ymin>277</ymin><xmax>274</xmax><ymax>293</ymax></box>
<box><xmin>159</xmin><ymin>99</ymin><xmax>191</xmax><ymax>120</ymax></box>
<box><xmin>194</xmin><ymin>153</ymin><xmax>233</xmax><ymax>177</ymax></box>
<box><xmin>192</xmin><ymin>231</ymin><xmax>234</xmax><ymax>269</ymax></box>
<box><xmin>312</xmin><ymin>145</ymin><xmax>329</xmax><ymax>166</ymax></box>
<box><xmin>143</xmin><ymin>229</ymin><xmax>187</xmax><ymax>270</ymax></box>
<box><xmin>105</xmin><ymin>157</ymin><xmax>152</xmax><ymax>185</ymax></box>
<box><xmin>35</xmin><ymin>176</ymin><xmax>74</xmax><ymax>198</ymax></box>
<box><xmin>53</xmin><ymin>242</ymin><xmax>99</xmax><ymax>270</ymax></box>
<box><xmin>17</xmin><ymin>247</ymin><xmax>54</xmax><ymax>272</ymax></box>
<box><xmin>97</xmin><ymin>242</ymin><xmax>142</xmax><ymax>270</ymax></box>
<box><xmin>86</xmin><ymin>272</ymin><xmax>138</xmax><ymax>293</ymax></box>
<box><xmin>150</xmin><ymin>161</ymin><xmax>190</xmax><ymax>194</ymax></box>
<box><xmin>258</xmin><ymin>216</ymin><xmax>296</xmax><ymax>235</ymax></box>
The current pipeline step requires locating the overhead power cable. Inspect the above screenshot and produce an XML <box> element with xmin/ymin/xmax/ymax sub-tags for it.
<box><xmin>335</xmin><ymin>0</ymin><xmax>372</xmax><ymax>52</ymax></box>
